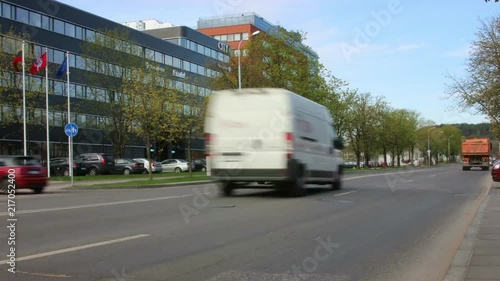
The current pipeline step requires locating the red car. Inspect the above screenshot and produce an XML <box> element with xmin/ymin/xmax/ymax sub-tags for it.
<box><xmin>0</xmin><ymin>155</ymin><xmax>48</xmax><ymax>194</ymax></box>
<box><xmin>491</xmin><ymin>160</ymin><xmax>500</xmax><ymax>182</ymax></box>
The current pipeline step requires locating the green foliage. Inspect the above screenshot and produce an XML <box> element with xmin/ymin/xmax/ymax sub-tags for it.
<box><xmin>123</xmin><ymin>66</ymin><xmax>183</xmax><ymax>179</ymax></box>
<box><xmin>79</xmin><ymin>27</ymin><xmax>145</xmax><ymax>158</ymax></box>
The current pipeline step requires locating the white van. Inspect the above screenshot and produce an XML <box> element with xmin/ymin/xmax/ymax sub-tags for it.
<box><xmin>204</xmin><ymin>88</ymin><xmax>344</xmax><ymax>197</ymax></box>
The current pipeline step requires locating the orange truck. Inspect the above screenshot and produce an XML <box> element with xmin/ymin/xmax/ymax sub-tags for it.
<box><xmin>462</xmin><ymin>138</ymin><xmax>492</xmax><ymax>171</ymax></box>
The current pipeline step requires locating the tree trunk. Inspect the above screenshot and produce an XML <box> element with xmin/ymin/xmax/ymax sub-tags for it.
<box><xmin>145</xmin><ymin>138</ymin><xmax>153</xmax><ymax>181</ymax></box>
<box><xmin>188</xmin><ymin>128</ymin><xmax>193</xmax><ymax>178</ymax></box>
<box><xmin>383</xmin><ymin>147</ymin><xmax>388</xmax><ymax>168</ymax></box>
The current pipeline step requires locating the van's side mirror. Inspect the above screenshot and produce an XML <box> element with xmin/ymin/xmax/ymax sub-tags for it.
<box><xmin>334</xmin><ymin>139</ymin><xmax>344</xmax><ymax>150</ymax></box>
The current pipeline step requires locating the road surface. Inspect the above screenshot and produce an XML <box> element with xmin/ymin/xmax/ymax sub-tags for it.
<box><xmin>0</xmin><ymin>164</ymin><xmax>492</xmax><ymax>281</ymax></box>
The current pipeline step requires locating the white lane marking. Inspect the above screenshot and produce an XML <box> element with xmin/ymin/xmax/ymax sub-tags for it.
<box><xmin>429</xmin><ymin>175</ymin><xmax>436</xmax><ymax>177</ymax></box>
<box><xmin>344</xmin><ymin>169</ymin><xmax>427</xmax><ymax>181</ymax></box>
<box><xmin>403</xmin><ymin>180</ymin><xmax>414</xmax><ymax>183</ymax></box>
<box><xmin>0</xmin><ymin>234</ymin><xmax>150</xmax><ymax>265</ymax></box>
<box><xmin>334</xmin><ymin>191</ymin><xmax>357</xmax><ymax>197</ymax></box>
<box><xmin>0</xmin><ymin>194</ymin><xmax>193</xmax><ymax>217</ymax></box>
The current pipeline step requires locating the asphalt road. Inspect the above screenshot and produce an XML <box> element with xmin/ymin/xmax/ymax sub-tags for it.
<box><xmin>0</xmin><ymin>164</ymin><xmax>492</xmax><ymax>281</ymax></box>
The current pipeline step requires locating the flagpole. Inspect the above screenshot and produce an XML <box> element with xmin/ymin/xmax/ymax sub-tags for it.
<box><xmin>22</xmin><ymin>41</ymin><xmax>27</xmax><ymax>156</ymax></box>
<box><xmin>65</xmin><ymin>51</ymin><xmax>73</xmax><ymax>186</ymax></box>
<box><xmin>45</xmin><ymin>48</ymin><xmax>50</xmax><ymax>178</ymax></box>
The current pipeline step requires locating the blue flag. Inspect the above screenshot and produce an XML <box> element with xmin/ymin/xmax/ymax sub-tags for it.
<box><xmin>55</xmin><ymin>56</ymin><xmax>67</xmax><ymax>78</ymax></box>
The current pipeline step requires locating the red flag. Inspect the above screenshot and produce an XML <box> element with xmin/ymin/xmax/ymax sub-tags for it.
<box><xmin>12</xmin><ymin>49</ymin><xmax>22</xmax><ymax>72</ymax></box>
<box><xmin>30</xmin><ymin>52</ymin><xmax>48</xmax><ymax>75</ymax></box>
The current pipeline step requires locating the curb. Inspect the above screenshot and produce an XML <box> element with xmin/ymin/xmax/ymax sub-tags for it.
<box><xmin>68</xmin><ymin>180</ymin><xmax>215</xmax><ymax>190</ymax></box>
<box><xmin>443</xmin><ymin>185</ymin><xmax>492</xmax><ymax>281</ymax></box>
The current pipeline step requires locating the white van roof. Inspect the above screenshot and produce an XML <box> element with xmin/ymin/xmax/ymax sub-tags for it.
<box><xmin>209</xmin><ymin>88</ymin><xmax>332</xmax><ymax>123</ymax></box>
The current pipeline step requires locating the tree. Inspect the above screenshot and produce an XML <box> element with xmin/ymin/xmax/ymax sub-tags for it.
<box><xmin>446</xmin><ymin>16</ymin><xmax>500</xmax><ymax>139</ymax></box>
<box><xmin>177</xmin><ymin>81</ymin><xmax>208</xmax><ymax>177</ymax></box>
<box><xmin>209</xmin><ymin>26</ymin><xmax>324</xmax><ymax>101</ymax></box>
<box><xmin>80</xmin><ymin>27</ymin><xmax>145</xmax><ymax>158</ymax></box>
<box><xmin>122</xmin><ymin>66</ymin><xmax>183</xmax><ymax>180</ymax></box>
<box><xmin>0</xmin><ymin>27</ymin><xmax>57</xmax><ymax>144</ymax></box>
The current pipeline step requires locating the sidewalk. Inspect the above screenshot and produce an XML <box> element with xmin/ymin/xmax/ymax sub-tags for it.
<box><xmin>463</xmin><ymin>187</ymin><xmax>500</xmax><ymax>280</ymax></box>
<box><xmin>445</xmin><ymin>186</ymin><xmax>500</xmax><ymax>281</ymax></box>
<box><xmin>46</xmin><ymin>174</ymin><xmax>210</xmax><ymax>190</ymax></box>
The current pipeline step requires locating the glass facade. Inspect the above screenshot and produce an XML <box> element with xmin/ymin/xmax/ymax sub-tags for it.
<box><xmin>0</xmin><ymin>0</ymin><xmax>220</xmax><ymax>158</ymax></box>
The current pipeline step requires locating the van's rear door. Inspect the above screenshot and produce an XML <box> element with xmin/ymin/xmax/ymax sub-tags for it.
<box><xmin>206</xmin><ymin>89</ymin><xmax>291</xmax><ymax>170</ymax></box>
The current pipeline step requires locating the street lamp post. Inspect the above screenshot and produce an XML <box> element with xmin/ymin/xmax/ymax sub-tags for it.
<box><xmin>237</xmin><ymin>30</ymin><xmax>261</xmax><ymax>91</ymax></box>
<box><xmin>448</xmin><ymin>135</ymin><xmax>454</xmax><ymax>163</ymax></box>
<box><xmin>427</xmin><ymin>126</ymin><xmax>435</xmax><ymax>166</ymax></box>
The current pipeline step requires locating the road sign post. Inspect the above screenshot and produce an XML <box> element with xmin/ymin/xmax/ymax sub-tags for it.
<box><xmin>64</xmin><ymin>123</ymin><xmax>78</xmax><ymax>187</ymax></box>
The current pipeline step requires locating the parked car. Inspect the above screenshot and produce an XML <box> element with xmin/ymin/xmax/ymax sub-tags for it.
<box><xmin>133</xmin><ymin>158</ymin><xmax>163</xmax><ymax>173</ymax></box>
<box><xmin>491</xmin><ymin>160</ymin><xmax>500</xmax><ymax>181</ymax></box>
<box><xmin>161</xmin><ymin>159</ymin><xmax>193</xmax><ymax>173</ymax></box>
<box><xmin>74</xmin><ymin>153</ymin><xmax>115</xmax><ymax>176</ymax></box>
<box><xmin>0</xmin><ymin>155</ymin><xmax>48</xmax><ymax>194</ymax></box>
<box><xmin>343</xmin><ymin>162</ymin><xmax>357</xmax><ymax>169</ymax></box>
<box><xmin>114</xmin><ymin>158</ymin><xmax>146</xmax><ymax>175</ymax></box>
<box><xmin>192</xmin><ymin>158</ymin><xmax>207</xmax><ymax>172</ymax></box>
<box><xmin>47</xmin><ymin>157</ymin><xmax>86</xmax><ymax>176</ymax></box>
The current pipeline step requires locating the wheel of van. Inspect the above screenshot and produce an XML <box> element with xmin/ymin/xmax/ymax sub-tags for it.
<box><xmin>174</xmin><ymin>167</ymin><xmax>182</xmax><ymax>173</ymax></box>
<box><xmin>124</xmin><ymin>168</ymin><xmax>131</xmax><ymax>175</ymax></box>
<box><xmin>63</xmin><ymin>169</ymin><xmax>70</xmax><ymax>177</ymax></box>
<box><xmin>201</xmin><ymin>167</ymin><xmax>206</xmax><ymax>172</ymax></box>
<box><xmin>332</xmin><ymin>166</ymin><xmax>343</xmax><ymax>191</ymax></box>
<box><xmin>289</xmin><ymin>167</ymin><xmax>305</xmax><ymax>197</ymax></box>
<box><xmin>89</xmin><ymin>168</ymin><xmax>98</xmax><ymax>176</ymax></box>
<box><xmin>219</xmin><ymin>181</ymin><xmax>236</xmax><ymax>197</ymax></box>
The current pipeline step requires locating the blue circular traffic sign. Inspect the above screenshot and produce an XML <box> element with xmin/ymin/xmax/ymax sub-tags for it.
<box><xmin>65</xmin><ymin>123</ymin><xmax>78</xmax><ymax>137</ymax></box>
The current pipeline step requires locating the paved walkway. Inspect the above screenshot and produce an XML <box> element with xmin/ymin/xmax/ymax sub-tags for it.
<box><xmin>445</xmin><ymin>185</ymin><xmax>500</xmax><ymax>281</ymax></box>
<box><xmin>463</xmin><ymin>187</ymin><xmax>500</xmax><ymax>281</ymax></box>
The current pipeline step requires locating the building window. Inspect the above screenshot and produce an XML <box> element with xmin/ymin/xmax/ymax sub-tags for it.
<box><xmin>220</xmin><ymin>35</ymin><xmax>227</xmax><ymax>41</ymax></box>
<box><xmin>227</xmin><ymin>34</ymin><xmax>234</xmax><ymax>42</ymax></box>
<box><xmin>183</xmin><ymin>61</ymin><xmax>190</xmax><ymax>72</ymax></box>
<box><xmin>2</xmin><ymin>3</ymin><xmax>12</xmax><ymax>19</ymax></box>
<box><xmin>29</xmin><ymin>11</ymin><xmax>41</xmax><ymax>27</ymax></box>
<box><xmin>41</xmin><ymin>15</ymin><xmax>52</xmax><ymax>30</ymax></box>
<box><xmin>65</xmin><ymin>23</ymin><xmax>76</xmax><ymax>37</ymax></box>
<box><xmin>75</xmin><ymin>26</ymin><xmax>84</xmax><ymax>40</ymax></box>
<box><xmin>165</xmin><ymin>55</ymin><xmax>172</xmax><ymax>66</ymax></box>
<box><xmin>234</xmin><ymin>33</ymin><xmax>241</xmax><ymax>41</ymax></box>
<box><xmin>54</xmin><ymin>19</ymin><xmax>64</xmax><ymax>34</ymax></box>
<box><xmin>15</xmin><ymin>7</ymin><xmax>29</xmax><ymax>24</ymax></box>
<box><xmin>173</xmin><ymin>57</ymin><xmax>181</xmax><ymax>69</ymax></box>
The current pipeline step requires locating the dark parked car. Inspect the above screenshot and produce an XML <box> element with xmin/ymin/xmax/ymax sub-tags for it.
<box><xmin>491</xmin><ymin>160</ymin><xmax>500</xmax><ymax>181</ymax></box>
<box><xmin>192</xmin><ymin>158</ymin><xmax>207</xmax><ymax>172</ymax></box>
<box><xmin>114</xmin><ymin>158</ymin><xmax>146</xmax><ymax>175</ymax></box>
<box><xmin>0</xmin><ymin>155</ymin><xmax>48</xmax><ymax>194</ymax></box>
<box><xmin>74</xmin><ymin>153</ymin><xmax>115</xmax><ymax>176</ymax></box>
<box><xmin>47</xmin><ymin>157</ymin><xmax>86</xmax><ymax>176</ymax></box>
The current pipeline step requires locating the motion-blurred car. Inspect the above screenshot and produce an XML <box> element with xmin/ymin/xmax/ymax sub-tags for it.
<box><xmin>133</xmin><ymin>158</ymin><xmax>163</xmax><ymax>173</ymax></box>
<box><xmin>161</xmin><ymin>159</ymin><xmax>194</xmax><ymax>173</ymax></box>
<box><xmin>0</xmin><ymin>155</ymin><xmax>48</xmax><ymax>194</ymax></box>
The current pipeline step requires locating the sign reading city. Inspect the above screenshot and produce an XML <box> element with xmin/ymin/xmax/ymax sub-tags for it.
<box><xmin>218</xmin><ymin>42</ymin><xmax>230</xmax><ymax>54</ymax></box>
<box><xmin>172</xmin><ymin>69</ymin><xmax>186</xmax><ymax>79</ymax></box>
<box><xmin>64</xmin><ymin>123</ymin><xmax>78</xmax><ymax>137</ymax></box>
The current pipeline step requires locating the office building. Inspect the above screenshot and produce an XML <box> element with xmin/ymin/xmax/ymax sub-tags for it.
<box><xmin>0</xmin><ymin>0</ymin><xmax>226</xmax><ymax>160</ymax></box>
<box><xmin>196</xmin><ymin>12</ymin><xmax>319</xmax><ymax>61</ymax></box>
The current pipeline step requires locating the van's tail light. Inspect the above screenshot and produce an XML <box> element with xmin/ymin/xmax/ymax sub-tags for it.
<box><xmin>101</xmin><ymin>159</ymin><xmax>106</xmax><ymax>166</ymax></box>
<box><xmin>152</xmin><ymin>162</ymin><xmax>156</xmax><ymax>167</ymax></box>
<box><xmin>134</xmin><ymin>162</ymin><xmax>139</xmax><ymax>167</ymax></box>
<box><xmin>205</xmin><ymin>133</ymin><xmax>213</xmax><ymax>157</ymax></box>
<box><xmin>73</xmin><ymin>162</ymin><xmax>77</xmax><ymax>168</ymax></box>
<box><xmin>285</xmin><ymin>132</ymin><xmax>294</xmax><ymax>159</ymax></box>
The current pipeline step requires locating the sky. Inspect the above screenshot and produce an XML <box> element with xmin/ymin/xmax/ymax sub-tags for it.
<box><xmin>56</xmin><ymin>0</ymin><xmax>500</xmax><ymax>125</ymax></box>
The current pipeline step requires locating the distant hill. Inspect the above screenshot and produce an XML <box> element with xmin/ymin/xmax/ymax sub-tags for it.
<box><xmin>444</xmin><ymin>123</ymin><xmax>493</xmax><ymax>139</ymax></box>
